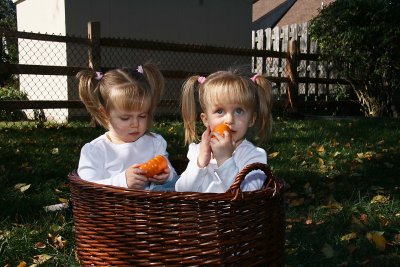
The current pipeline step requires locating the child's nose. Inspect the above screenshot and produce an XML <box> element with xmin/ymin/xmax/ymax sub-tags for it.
<box><xmin>130</xmin><ymin>118</ymin><xmax>138</xmax><ymax>127</ymax></box>
<box><xmin>225</xmin><ymin>113</ymin><xmax>234</xmax><ymax>124</ymax></box>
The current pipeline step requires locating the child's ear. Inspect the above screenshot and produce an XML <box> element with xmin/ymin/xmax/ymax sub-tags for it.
<box><xmin>200</xmin><ymin>113</ymin><xmax>209</xmax><ymax>127</ymax></box>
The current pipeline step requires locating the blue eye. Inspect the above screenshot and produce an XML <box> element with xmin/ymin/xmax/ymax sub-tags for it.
<box><xmin>216</xmin><ymin>109</ymin><xmax>224</xmax><ymax>115</ymax></box>
<box><xmin>235</xmin><ymin>108</ymin><xmax>244</xmax><ymax>115</ymax></box>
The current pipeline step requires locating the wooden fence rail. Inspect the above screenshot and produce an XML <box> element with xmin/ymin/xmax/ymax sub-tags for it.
<box><xmin>0</xmin><ymin>22</ymin><xmax>355</xmax><ymax>121</ymax></box>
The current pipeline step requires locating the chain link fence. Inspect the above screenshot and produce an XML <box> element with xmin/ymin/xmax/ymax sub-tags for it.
<box><xmin>0</xmin><ymin>26</ymin><xmax>355</xmax><ymax>127</ymax></box>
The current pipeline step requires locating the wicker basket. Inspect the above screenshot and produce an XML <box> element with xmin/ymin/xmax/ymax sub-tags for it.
<box><xmin>69</xmin><ymin>162</ymin><xmax>285</xmax><ymax>266</ymax></box>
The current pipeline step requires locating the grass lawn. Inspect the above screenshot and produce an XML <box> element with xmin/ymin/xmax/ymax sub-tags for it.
<box><xmin>0</xmin><ymin>117</ymin><xmax>399</xmax><ymax>266</ymax></box>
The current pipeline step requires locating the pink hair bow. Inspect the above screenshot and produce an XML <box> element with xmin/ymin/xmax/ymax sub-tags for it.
<box><xmin>198</xmin><ymin>76</ymin><xmax>206</xmax><ymax>84</ymax></box>
<box><xmin>95</xmin><ymin>71</ymin><xmax>103</xmax><ymax>80</ymax></box>
<box><xmin>137</xmin><ymin>65</ymin><xmax>144</xmax><ymax>74</ymax></box>
<box><xmin>250</xmin><ymin>74</ymin><xmax>260</xmax><ymax>82</ymax></box>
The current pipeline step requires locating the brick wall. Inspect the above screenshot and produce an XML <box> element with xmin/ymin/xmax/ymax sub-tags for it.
<box><xmin>276</xmin><ymin>0</ymin><xmax>335</xmax><ymax>26</ymax></box>
<box><xmin>253</xmin><ymin>0</ymin><xmax>336</xmax><ymax>27</ymax></box>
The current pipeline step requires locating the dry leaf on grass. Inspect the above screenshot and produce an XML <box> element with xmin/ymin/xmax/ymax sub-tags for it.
<box><xmin>34</xmin><ymin>242</ymin><xmax>46</xmax><ymax>249</ymax></box>
<box><xmin>366</xmin><ymin>231</ymin><xmax>386</xmax><ymax>251</ymax></box>
<box><xmin>268</xmin><ymin>151</ymin><xmax>279</xmax><ymax>159</ymax></box>
<box><xmin>32</xmin><ymin>254</ymin><xmax>53</xmax><ymax>265</ymax></box>
<box><xmin>16</xmin><ymin>261</ymin><xmax>27</xmax><ymax>267</ymax></box>
<box><xmin>14</xmin><ymin>183</ymin><xmax>31</xmax><ymax>193</ymax></box>
<box><xmin>340</xmin><ymin>232</ymin><xmax>357</xmax><ymax>242</ymax></box>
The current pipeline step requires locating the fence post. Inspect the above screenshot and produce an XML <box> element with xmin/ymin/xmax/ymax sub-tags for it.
<box><xmin>88</xmin><ymin>21</ymin><xmax>101</xmax><ymax>71</ymax></box>
<box><xmin>286</xmin><ymin>39</ymin><xmax>299</xmax><ymax>112</ymax></box>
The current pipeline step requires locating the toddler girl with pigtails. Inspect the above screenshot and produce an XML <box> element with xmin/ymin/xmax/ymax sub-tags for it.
<box><xmin>76</xmin><ymin>63</ymin><xmax>177</xmax><ymax>190</ymax></box>
<box><xmin>175</xmin><ymin>68</ymin><xmax>273</xmax><ymax>193</ymax></box>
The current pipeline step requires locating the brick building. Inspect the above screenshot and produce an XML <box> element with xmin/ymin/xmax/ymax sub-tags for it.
<box><xmin>253</xmin><ymin>0</ymin><xmax>336</xmax><ymax>30</ymax></box>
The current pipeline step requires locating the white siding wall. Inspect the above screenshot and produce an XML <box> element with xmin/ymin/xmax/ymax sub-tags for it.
<box><xmin>65</xmin><ymin>0</ymin><xmax>251</xmax><ymax>47</ymax></box>
<box><xmin>13</xmin><ymin>0</ymin><xmax>252</xmax><ymax>122</ymax></box>
<box><xmin>15</xmin><ymin>0</ymin><xmax>68</xmax><ymax>121</ymax></box>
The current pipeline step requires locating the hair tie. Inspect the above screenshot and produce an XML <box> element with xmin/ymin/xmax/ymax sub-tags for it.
<box><xmin>137</xmin><ymin>65</ymin><xmax>144</xmax><ymax>74</ymax></box>
<box><xmin>250</xmin><ymin>74</ymin><xmax>260</xmax><ymax>82</ymax></box>
<box><xmin>95</xmin><ymin>71</ymin><xmax>103</xmax><ymax>80</ymax></box>
<box><xmin>198</xmin><ymin>76</ymin><xmax>206</xmax><ymax>84</ymax></box>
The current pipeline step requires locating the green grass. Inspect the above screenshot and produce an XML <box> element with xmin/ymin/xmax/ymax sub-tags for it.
<box><xmin>0</xmin><ymin>118</ymin><xmax>399</xmax><ymax>266</ymax></box>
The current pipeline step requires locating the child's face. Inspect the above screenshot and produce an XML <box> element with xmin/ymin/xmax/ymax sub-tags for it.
<box><xmin>201</xmin><ymin>102</ymin><xmax>256</xmax><ymax>145</ymax></box>
<box><xmin>107</xmin><ymin>108</ymin><xmax>149</xmax><ymax>143</ymax></box>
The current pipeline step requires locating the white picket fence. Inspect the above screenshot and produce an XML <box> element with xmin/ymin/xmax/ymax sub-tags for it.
<box><xmin>252</xmin><ymin>22</ymin><xmax>343</xmax><ymax>101</ymax></box>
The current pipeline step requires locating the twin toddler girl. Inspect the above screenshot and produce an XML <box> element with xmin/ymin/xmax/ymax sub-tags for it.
<box><xmin>76</xmin><ymin>63</ymin><xmax>273</xmax><ymax>193</ymax></box>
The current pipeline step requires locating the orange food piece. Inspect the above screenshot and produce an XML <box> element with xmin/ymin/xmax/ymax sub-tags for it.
<box><xmin>139</xmin><ymin>155</ymin><xmax>168</xmax><ymax>178</ymax></box>
<box><xmin>211</xmin><ymin>124</ymin><xmax>231</xmax><ymax>138</ymax></box>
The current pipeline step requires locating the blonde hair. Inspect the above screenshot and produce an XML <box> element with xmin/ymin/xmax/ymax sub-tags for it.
<box><xmin>76</xmin><ymin>63</ymin><xmax>164</xmax><ymax>129</ymax></box>
<box><xmin>181</xmin><ymin>69</ymin><xmax>273</xmax><ymax>145</ymax></box>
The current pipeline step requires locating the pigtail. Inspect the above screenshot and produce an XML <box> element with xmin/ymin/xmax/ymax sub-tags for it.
<box><xmin>76</xmin><ymin>70</ymin><xmax>108</xmax><ymax>127</ymax></box>
<box><xmin>141</xmin><ymin>63</ymin><xmax>165</xmax><ymax>113</ymax></box>
<box><xmin>181</xmin><ymin>76</ymin><xmax>201</xmax><ymax>145</ymax></box>
<box><xmin>252</xmin><ymin>74</ymin><xmax>273</xmax><ymax>143</ymax></box>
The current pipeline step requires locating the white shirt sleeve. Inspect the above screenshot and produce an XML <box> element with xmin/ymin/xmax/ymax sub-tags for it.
<box><xmin>78</xmin><ymin>141</ymin><xmax>128</xmax><ymax>187</ymax></box>
<box><xmin>174</xmin><ymin>143</ymin><xmax>210</xmax><ymax>192</ymax></box>
<box><xmin>175</xmin><ymin>140</ymin><xmax>267</xmax><ymax>193</ymax></box>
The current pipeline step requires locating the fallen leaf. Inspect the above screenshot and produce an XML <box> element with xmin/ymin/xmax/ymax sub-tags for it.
<box><xmin>16</xmin><ymin>261</ymin><xmax>27</xmax><ymax>267</ymax></box>
<box><xmin>340</xmin><ymin>232</ymin><xmax>357</xmax><ymax>242</ymax></box>
<box><xmin>50</xmin><ymin>224</ymin><xmax>62</xmax><ymax>232</ymax></box>
<box><xmin>268</xmin><ymin>152</ymin><xmax>279</xmax><ymax>159</ymax></box>
<box><xmin>51</xmin><ymin>148</ymin><xmax>59</xmax><ymax>155</ymax></box>
<box><xmin>14</xmin><ymin>183</ymin><xmax>27</xmax><ymax>189</ymax></box>
<box><xmin>14</xmin><ymin>183</ymin><xmax>31</xmax><ymax>193</ymax></box>
<box><xmin>48</xmin><ymin>233</ymin><xmax>66</xmax><ymax>250</ymax></box>
<box><xmin>58</xmin><ymin>198</ymin><xmax>69</xmax><ymax>203</ymax></box>
<box><xmin>43</xmin><ymin>203</ymin><xmax>69</xmax><ymax>212</ymax></box>
<box><xmin>366</xmin><ymin>231</ymin><xmax>386</xmax><ymax>251</ymax></box>
<box><xmin>371</xmin><ymin>195</ymin><xmax>390</xmax><ymax>204</ymax></box>
<box><xmin>357</xmin><ymin>151</ymin><xmax>375</xmax><ymax>160</ymax></box>
<box><xmin>33</xmin><ymin>254</ymin><xmax>53</xmax><ymax>264</ymax></box>
<box><xmin>316</xmin><ymin>146</ymin><xmax>325</xmax><ymax>153</ymax></box>
<box><xmin>35</xmin><ymin>242</ymin><xmax>46</xmax><ymax>249</ymax></box>
<box><xmin>332</xmin><ymin>151</ymin><xmax>341</xmax><ymax>157</ymax></box>
<box><xmin>378</xmin><ymin>215</ymin><xmax>390</xmax><ymax>227</ymax></box>
<box><xmin>330</xmin><ymin>139</ymin><xmax>338</xmax><ymax>147</ymax></box>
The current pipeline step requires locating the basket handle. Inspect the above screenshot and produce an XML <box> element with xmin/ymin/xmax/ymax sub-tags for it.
<box><xmin>226</xmin><ymin>162</ymin><xmax>279</xmax><ymax>200</ymax></box>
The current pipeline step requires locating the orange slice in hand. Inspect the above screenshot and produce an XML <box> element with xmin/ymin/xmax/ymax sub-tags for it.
<box><xmin>139</xmin><ymin>155</ymin><xmax>168</xmax><ymax>178</ymax></box>
<box><xmin>211</xmin><ymin>124</ymin><xmax>231</xmax><ymax>138</ymax></box>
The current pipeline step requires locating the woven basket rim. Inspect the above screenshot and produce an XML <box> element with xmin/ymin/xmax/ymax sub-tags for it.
<box><xmin>68</xmin><ymin>162</ymin><xmax>284</xmax><ymax>201</ymax></box>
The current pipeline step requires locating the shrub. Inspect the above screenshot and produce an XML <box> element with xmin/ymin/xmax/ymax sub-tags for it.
<box><xmin>309</xmin><ymin>0</ymin><xmax>400</xmax><ymax>117</ymax></box>
<box><xmin>0</xmin><ymin>86</ymin><xmax>28</xmax><ymax>121</ymax></box>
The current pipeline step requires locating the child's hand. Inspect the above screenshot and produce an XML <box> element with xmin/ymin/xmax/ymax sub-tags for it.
<box><xmin>197</xmin><ymin>126</ymin><xmax>212</xmax><ymax>168</ymax></box>
<box><xmin>210</xmin><ymin>130</ymin><xmax>234</xmax><ymax>166</ymax></box>
<box><xmin>125</xmin><ymin>164</ymin><xmax>148</xmax><ymax>189</ymax></box>
<box><xmin>148</xmin><ymin>167</ymin><xmax>170</xmax><ymax>184</ymax></box>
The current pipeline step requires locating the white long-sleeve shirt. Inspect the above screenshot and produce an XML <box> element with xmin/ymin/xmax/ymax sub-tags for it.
<box><xmin>78</xmin><ymin>132</ymin><xmax>177</xmax><ymax>189</ymax></box>
<box><xmin>175</xmin><ymin>139</ymin><xmax>267</xmax><ymax>193</ymax></box>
